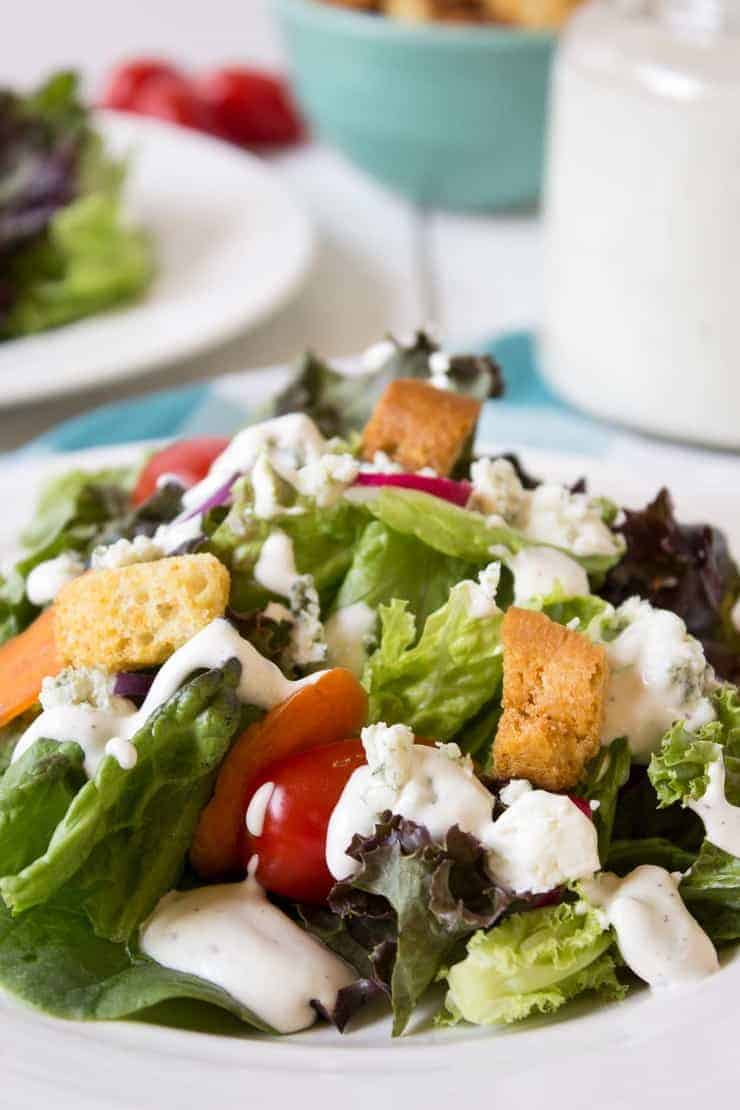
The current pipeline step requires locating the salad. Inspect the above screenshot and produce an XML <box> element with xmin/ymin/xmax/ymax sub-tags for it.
<box><xmin>0</xmin><ymin>71</ymin><xmax>153</xmax><ymax>341</ymax></box>
<box><xmin>0</xmin><ymin>331</ymin><xmax>739</xmax><ymax>1038</ymax></box>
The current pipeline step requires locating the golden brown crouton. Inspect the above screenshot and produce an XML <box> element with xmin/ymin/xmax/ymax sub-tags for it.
<box><xmin>361</xmin><ymin>379</ymin><xmax>481</xmax><ymax>476</ymax></box>
<box><xmin>384</xmin><ymin>0</ymin><xmax>486</xmax><ymax>21</ymax></box>
<box><xmin>54</xmin><ymin>554</ymin><xmax>230</xmax><ymax>671</ymax></box>
<box><xmin>493</xmin><ymin>607</ymin><xmax>608</xmax><ymax>791</ymax></box>
<box><xmin>482</xmin><ymin>0</ymin><xmax>580</xmax><ymax>27</ymax></box>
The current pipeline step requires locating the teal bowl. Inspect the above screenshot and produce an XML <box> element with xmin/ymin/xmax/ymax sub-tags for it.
<box><xmin>273</xmin><ymin>0</ymin><xmax>555</xmax><ymax>211</ymax></box>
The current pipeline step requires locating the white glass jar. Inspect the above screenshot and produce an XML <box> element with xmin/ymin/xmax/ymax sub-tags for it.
<box><xmin>540</xmin><ymin>0</ymin><xmax>740</xmax><ymax>447</ymax></box>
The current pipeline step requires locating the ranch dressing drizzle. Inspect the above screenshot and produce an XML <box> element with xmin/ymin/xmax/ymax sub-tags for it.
<box><xmin>139</xmin><ymin>861</ymin><xmax>354</xmax><ymax>1034</ymax></box>
<box><xmin>324</xmin><ymin>602</ymin><xmax>377</xmax><ymax>677</ymax></box>
<box><xmin>689</xmin><ymin>755</ymin><xmax>740</xmax><ymax>858</ymax></box>
<box><xmin>12</xmin><ymin>619</ymin><xmax>323</xmax><ymax>777</ymax></box>
<box><xmin>582</xmin><ymin>865</ymin><xmax>718</xmax><ymax>987</ymax></box>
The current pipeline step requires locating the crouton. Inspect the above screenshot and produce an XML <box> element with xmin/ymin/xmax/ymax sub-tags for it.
<box><xmin>384</xmin><ymin>0</ymin><xmax>486</xmax><ymax>21</ymax></box>
<box><xmin>54</xmin><ymin>554</ymin><xmax>230</xmax><ymax>671</ymax></box>
<box><xmin>492</xmin><ymin>607</ymin><xmax>608</xmax><ymax>791</ymax></box>
<box><xmin>361</xmin><ymin>379</ymin><xmax>482</xmax><ymax>476</ymax></box>
<box><xmin>482</xmin><ymin>0</ymin><xmax>579</xmax><ymax>27</ymax></box>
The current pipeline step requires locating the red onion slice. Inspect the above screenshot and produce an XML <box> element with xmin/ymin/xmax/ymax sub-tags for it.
<box><xmin>179</xmin><ymin>473</ymin><xmax>239</xmax><ymax>522</ymax></box>
<box><xmin>114</xmin><ymin>672</ymin><xmax>154</xmax><ymax>700</ymax></box>
<box><xmin>354</xmin><ymin>472</ymin><xmax>472</xmax><ymax>507</ymax></box>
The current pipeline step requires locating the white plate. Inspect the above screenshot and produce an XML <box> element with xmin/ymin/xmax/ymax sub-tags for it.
<box><xmin>0</xmin><ymin>113</ymin><xmax>313</xmax><ymax>407</ymax></box>
<box><xmin>1</xmin><ymin>446</ymin><xmax>738</xmax><ymax>1110</ymax></box>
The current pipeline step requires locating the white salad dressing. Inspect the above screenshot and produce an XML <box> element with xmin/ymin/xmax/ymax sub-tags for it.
<box><xmin>361</xmin><ymin>339</ymin><xmax>396</xmax><ymax>372</ymax></box>
<box><xmin>508</xmin><ymin>547</ymin><xmax>589</xmax><ymax>604</ymax></box>
<box><xmin>139</xmin><ymin>865</ymin><xmax>354</xmax><ymax>1034</ymax></box>
<box><xmin>104</xmin><ymin>736</ymin><xmax>138</xmax><ymax>771</ymax></box>
<box><xmin>25</xmin><ymin>552</ymin><xmax>85</xmax><ymax>606</ymax></box>
<box><xmin>324</xmin><ymin>603</ymin><xmax>377</xmax><ymax>677</ymax></box>
<box><xmin>253</xmin><ymin>530</ymin><xmax>300</xmax><ymax>598</ymax></box>
<box><xmin>599</xmin><ymin>598</ymin><xmax>715</xmax><ymax>760</ymax></box>
<box><xmin>12</xmin><ymin>619</ymin><xmax>323</xmax><ymax>777</ymax></box>
<box><xmin>326</xmin><ymin>725</ymin><xmax>598</xmax><ymax>894</ymax></box>
<box><xmin>688</xmin><ymin>755</ymin><xmax>740</xmax><ymax>858</ymax></box>
<box><xmin>582</xmin><ymin>866</ymin><xmax>719</xmax><ymax>987</ymax></box>
<box><xmin>245</xmin><ymin>781</ymin><xmax>276</xmax><ymax>838</ymax></box>
<box><xmin>732</xmin><ymin>598</ymin><xmax>740</xmax><ymax>635</ymax></box>
<box><xmin>180</xmin><ymin>414</ymin><xmax>327</xmax><ymax>513</ymax></box>
<box><xmin>153</xmin><ymin>513</ymin><xmax>204</xmax><ymax>556</ymax></box>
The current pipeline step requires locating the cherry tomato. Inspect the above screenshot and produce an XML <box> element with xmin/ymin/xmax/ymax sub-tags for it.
<box><xmin>197</xmin><ymin>67</ymin><xmax>304</xmax><ymax>147</ymax></box>
<box><xmin>243</xmin><ymin>739</ymin><xmax>366</xmax><ymax>903</ymax></box>
<box><xmin>99</xmin><ymin>59</ymin><xmax>184</xmax><ymax>111</ymax></box>
<box><xmin>132</xmin><ymin>73</ymin><xmax>210</xmax><ymax>130</ymax></box>
<box><xmin>132</xmin><ymin>436</ymin><xmax>230</xmax><ymax>506</ymax></box>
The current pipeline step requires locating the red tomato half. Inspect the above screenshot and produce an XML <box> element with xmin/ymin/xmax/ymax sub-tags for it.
<box><xmin>132</xmin><ymin>436</ymin><xmax>231</xmax><ymax>506</ymax></box>
<box><xmin>197</xmin><ymin>67</ymin><xmax>304</xmax><ymax>147</ymax></box>
<box><xmin>243</xmin><ymin>739</ymin><xmax>366</xmax><ymax>903</ymax></box>
<box><xmin>99</xmin><ymin>59</ymin><xmax>185</xmax><ymax>111</ymax></box>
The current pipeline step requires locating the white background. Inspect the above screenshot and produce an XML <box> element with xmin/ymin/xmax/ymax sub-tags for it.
<box><xmin>1</xmin><ymin>0</ymin><xmax>540</xmax><ymax>449</ymax></box>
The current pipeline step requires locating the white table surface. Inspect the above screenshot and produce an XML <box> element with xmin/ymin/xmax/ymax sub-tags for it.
<box><xmin>1</xmin><ymin>0</ymin><xmax>541</xmax><ymax>451</ymax></box>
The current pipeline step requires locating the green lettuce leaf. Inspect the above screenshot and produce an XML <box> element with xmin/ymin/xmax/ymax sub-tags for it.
<box><xmin>606</xmin><ymin>837</ymin><xmax>697</xmax><ymax>876</ymax></box>
<box><xmin>576</xmin><ymin>738</ymin><xmax>631</xmax><ymax>862</ymax></box>
<box><xmin>363</xmin><ymin>582</ymin><xmax>503</xmax><ymax>741</ymax></box>
<box><xmin>0</xmin><ymin>740</ymin><xmax>85</xmax><ymax>876</ymax></box>
<box><xmin>648</xmin><ymin>685</ymin><xmax>740</xmax><ymax>808</ymax></box>
<box><xmin>0</xmin><ymin>465</ymin><xmax>135</xmax><ymax>645</ymax></box>
<box><xmin>0</xmin><ymin>662</ymin><xmax>243</xmax><ymax>941</ymax></box>
<box><xmin>333</xmin><ymin>520</ymin><xmax>476</xmax><ymax>632</ymax></box>
<box><xmin>1</xmin><ymin>193</ymin><xmax>153</xmax><ymax>340</ymax></box>
<box><xmin>364</xmin><ymin>487</ymin><xmax>619</xmax><ymax>578</ymax></box>
<box><xmin>0</xmin><ymin>890</ymin><xmax>270</xmax><ymax>1030</ymax></box>
<box><xmin>680</xmin><ymin>841</ymin><xmax>740</xmax><ymax>942</ymax></box>
<box><xmin>440</xmin><ymin>901</ymin><xmax>625</xmax><ymax>1026</ymax></box>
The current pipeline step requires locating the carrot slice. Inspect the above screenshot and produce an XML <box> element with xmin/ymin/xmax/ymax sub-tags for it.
<box><xmin>0</xmin><ymin>607</ymin><xmax>61</xmax><ymax>728</ymax></box>
<box><xmin>190</xmin><ymin>667</ymin><xmax>368</xmax><ymax>880</ymax></box>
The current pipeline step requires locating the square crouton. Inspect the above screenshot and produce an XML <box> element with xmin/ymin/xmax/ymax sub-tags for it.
<box><xmin>361</xmin><ymin>379</ymin><xmax>482</xmax><ymax>476</ymax></box>
<box><xmin>54</xmin><ymin>554</ymin><xmax>230</xmax><ymax>672</ymax></box>
<box><xmin>482</xmin><ymin>0</ymin><xmax>579</xmax><ymax>27</ymax></box>
<box><xmin>384</xmin><ymin>0</ymin><xmax>486</xmax><ymax>21</ymax></box>
<box><xmin>493</xmin><ymin>607</ymin><xmax>608</xmax><ymax>791</ymax></box>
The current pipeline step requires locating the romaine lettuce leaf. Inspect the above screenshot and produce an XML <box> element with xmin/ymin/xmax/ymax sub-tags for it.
<box><xmin>326</xmin><ymin>814</ymin><xmax>508</xmax><ymax>1036</ymax></box>
<box><xmin>0</xmin><ymin>739</ymin><xmax>85</xmax><ymax>876</ymax></box>
<box><xmin>606</xmin><ymin>838</ymin><xmax>696</xmax><ymax>876</ymax></box>
<box><xmin>439</xmin><ymin>900</ymin><xmax>625</xmax><ymax>1026</ymax></box>
<box><xmin>363</xmin><ymin>581</ymin><xmax>503</xmax><ymax>741</ymax></box>
<box><xmin>0</xmin><ymin>662</ymin><xmax>244</xmax><ymax>941</ymax></box>
<box><xmin>648</xmin><ymin>685</ymin><xmax>740</xmax><ymax>808</ymax></box>
<box><xmin>364</xmin><ymin>487</ymin><xmax>619</xmax><ymax>578</ymax></box>
<box><xmin>576</xmin><ymin>738</ymin><xmax>631</xmax><ymax>862</ymax></box>
<box><xmin>333</xmin><ymin>520</ymin><xmax>476</xmax><ymax>632</ymax></box>
<box><xmin>0</xmin><ymin>889</ymin><xmax>270</xmax><ymax>1031</ymax></box>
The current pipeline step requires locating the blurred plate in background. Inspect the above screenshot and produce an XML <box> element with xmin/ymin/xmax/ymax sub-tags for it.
<box><xmin>0</xmin><ymin>111</ymin><xmax>313</xmax><ymax>408</ymax></box>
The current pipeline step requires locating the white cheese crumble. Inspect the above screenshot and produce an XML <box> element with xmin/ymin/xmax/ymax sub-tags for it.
<box><xmin>498</xmin><ymin>778</ymin><xmax>533</xmax><ymax>806</ymax></box>
<box><xmin>25</xmin><ymin>552</ymin><xmax>85</xmax><ymax>606</ymax></box>
<box><xmin>362</xmin><ymin>339</ymin><xmax>397</xmax><ymax>372</ymax></box>
<box><xmin>293</xmin><ymin>453</ymin><xmax>360</xmax><ymax>508</ymax></box>
<box><xmin>469</xmin><ymin>457</ymin><xmax>622</xmax><ymax>559</ymax></box>
<box><xmin>598</xmin><ymin>597</ymin><xmax>716</xmax><ymax>760</ymax></box>
<box><xmin>508</xmin><ymin>546</ymin><xmax>590</xmax><ymax>603</ymax></box>
<box><xmin>460</xmin><ymin>562</ymin><xmax>502</xmax><ymax>620</ymax></box>
<box><xmin>254</xmin><ymin>531</ymin><xmax>326</xmax><ymax>672</ymax></box>
<box><xmin>485</xmin><ymin>790</ymin><xmax>600</xmax><ymax>894</ymax></box>
<box><xmin>91</xmin><ymin>534</ymin><xmax>164</xmax><ymax>571</ymax></box>
<box><xmin>40</xmin><ymin>667</ymin><xmax>133</xmax><ymax>715</ymax></box>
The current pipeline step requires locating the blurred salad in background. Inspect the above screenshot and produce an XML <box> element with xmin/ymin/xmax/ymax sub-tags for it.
<box><xmin>0</xmin><ymin>71</ymin><xmax>154</xmax><ymax>341</ymax></box>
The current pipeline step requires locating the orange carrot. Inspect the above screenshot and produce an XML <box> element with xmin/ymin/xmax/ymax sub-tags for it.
<box><xmin>0</xmin><ymin>607</ymin><xmax>61</xmax><ymax>728</ymax></box>
<box><xmin>190</xmin><ymin>668</ymin><xmax>368</xmax><ymax>880</ymax></box>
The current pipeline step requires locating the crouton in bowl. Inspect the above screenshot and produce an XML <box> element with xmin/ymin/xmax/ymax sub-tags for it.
<box><xmin>273</xmin><ymin>0</ymin><xmax>558</xmax><ymax>210</ymax></box>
